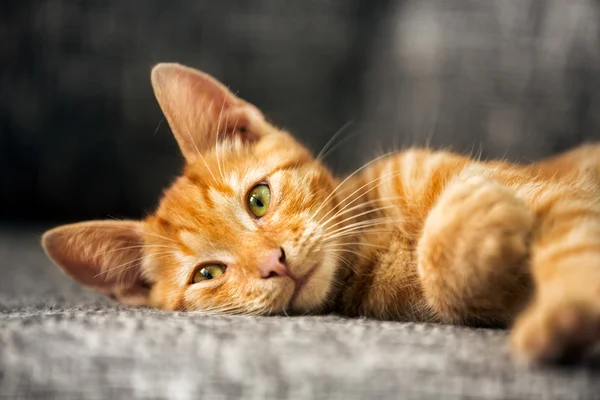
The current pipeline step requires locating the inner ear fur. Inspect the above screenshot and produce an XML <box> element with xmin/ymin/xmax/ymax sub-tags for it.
<box><xmin>150</xmin><ymin>63</ymin><xmax>265</xmax><ymax>162</ymax></box>
<box><xmin>41</xmin><ymin>220</ymin><xmax>151</xmax><ymax>306</ymax></box>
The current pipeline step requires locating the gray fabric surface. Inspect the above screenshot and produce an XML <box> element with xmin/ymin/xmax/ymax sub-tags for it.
<box><xmin>1</xmin><ymin>227</ymin><xmax>600</xmax><ymax>399</ymax></box>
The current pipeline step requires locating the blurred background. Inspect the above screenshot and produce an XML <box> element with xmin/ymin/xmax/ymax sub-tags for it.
<box><xmin>1</xmin><ymin>0</ymin><xmax>600</xmax><ymax>224</ymax></box>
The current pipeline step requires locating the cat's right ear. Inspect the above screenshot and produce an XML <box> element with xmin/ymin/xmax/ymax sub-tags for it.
<box><xmin>41</xmin><ymin>220</ymin><xmax>151</xmax><ymax>306</ymax></box>
<box><xmin>151</xmin><ymin>63</ymin><xmax>266</xmax><ymax>162</ymax></box>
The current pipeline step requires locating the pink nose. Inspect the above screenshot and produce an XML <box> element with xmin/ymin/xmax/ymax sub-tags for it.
<box><xmin>259</xmin><ymin>248</ymin><xmax>289</xmax><ymax>279</ymax></box>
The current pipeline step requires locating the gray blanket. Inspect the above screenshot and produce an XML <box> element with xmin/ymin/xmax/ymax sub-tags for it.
<box><xmin>1</xmin><ymin>227</ymin><xmax>599</xmax><ymax>399</ymax></box>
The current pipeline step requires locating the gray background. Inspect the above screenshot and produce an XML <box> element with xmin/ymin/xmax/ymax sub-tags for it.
<box><xmin>2</xmin><ymin>0</ymin><xmax>599</xmax><ymax>222</ymax></box>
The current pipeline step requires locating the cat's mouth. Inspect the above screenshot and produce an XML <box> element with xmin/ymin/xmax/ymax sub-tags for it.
<box><xmin>289</xmin><ymin>263</ymin><xmax>320</xmax><ymax>306</ymax></box>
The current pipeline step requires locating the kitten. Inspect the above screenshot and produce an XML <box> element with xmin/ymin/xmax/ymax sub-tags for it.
<box><xmin>42</xmin><ymin>63</ymin><xmax>600</xmax><ymax>365</ymax></box>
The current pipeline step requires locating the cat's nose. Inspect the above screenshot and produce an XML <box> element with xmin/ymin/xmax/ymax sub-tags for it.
<box><xmin>259</xmin><ymin>248</ymin><xmax>289</xmax><ymax>279</ymax></box>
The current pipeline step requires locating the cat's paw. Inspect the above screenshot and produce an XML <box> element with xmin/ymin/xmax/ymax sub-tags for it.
<box><xmin>511</xmin><ymin>293</ymin><xmax>600</xmax><ymax>365</ymax></box>
<box><xmin>418</xmin><ymin>174</ymin><xmax>534</xmax><ymax>324</ymax></box>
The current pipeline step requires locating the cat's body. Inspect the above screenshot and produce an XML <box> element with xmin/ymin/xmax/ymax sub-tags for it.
<box><xmin>43</xmin><ymin>63</ymin><xmax>600</xmax><ymax>365</ymax></box>
<box><xmin>333</xmin><ymin>145</ymin><xmax>600</xmax><ymax>327</ymax></box>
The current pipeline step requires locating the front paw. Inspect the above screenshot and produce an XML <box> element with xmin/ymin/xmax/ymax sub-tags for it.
<box><xmin>511</xmin><ymin>287</ymin><xmax>600</xmax><ymax>365</ymax></box>
<box><xmin>418</xmin><ymin>175</ymin><xmax>534</xmax><ymax>324</ymax></box>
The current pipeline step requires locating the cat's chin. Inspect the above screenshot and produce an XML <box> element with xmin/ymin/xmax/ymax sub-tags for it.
<box><xmin>287</xmin><ymin>259</ymin><xmax>337</xmax><ymax>314</ymax></box>
<box><xmin>289</xmin><ymin>263</ymin><xmax>320</xmax><ymax>306</ymax></box>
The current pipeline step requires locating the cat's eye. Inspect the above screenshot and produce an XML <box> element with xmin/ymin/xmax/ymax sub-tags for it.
<box><xmin>192</xmin><ymin>264</ymin><xmax>226</xmax><ymax>283</ymax></box>
<box><xmin>247</xmin><ymin>183</ymin><xmax>271</xmax><ymax>218</ymax></box>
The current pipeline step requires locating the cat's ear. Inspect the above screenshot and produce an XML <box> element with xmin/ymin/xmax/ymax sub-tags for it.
<box><xmin>42</xmin><ymin>220</ymin><xmax>151</xmax><ymax>306</ymax></box>
<box><xmin>151</xmin><ymin>63</ymin><xmax>265</xmax><ymax>162</ymax></box>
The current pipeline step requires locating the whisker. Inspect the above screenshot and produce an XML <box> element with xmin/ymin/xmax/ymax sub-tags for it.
<box><xmin>319</xmin><ymin>124</ymin><xmax>362</xmax><ymax>163</ymax></box>
<box><xmin>322</xmin><ymin>205</ymin><xmax>401</xmax><ymax>234</ymax></box>
<box><xmin>282</xmin><ymin>304</ymin><xmax>290</xmax><ymax>317</ymax></box>
<box><xmin>322</xmin><ymin>218</ymin><xmax>404</xmax><ymax>239</ymax></box>
<box><xmin>315</xmin><ymin>120</ymin><xmax>354</xmax><ymax>162</ymax></box>
<box><xmin>326</xmin><ymin>252</ymin><xmax>368</xmax><ymax>276</ymax></box>
<box><xmin>183</xmin><ymin>104</ymin><xmax>218</xmax><ymax>183</ymax></box>
<box><xmin>322</xmin><ymin>242</ymin><xmax>388</xmax><ymax>250</ymax></box>
<box><xmin>316</xmin><ymin>169</ymin><xmax>402</xmax><ymax>227</ymax></box>
<box><xmin>328</xmin><ymin>253</ymin><xmax>355</xmax><ymax>270</ymax></box>
<box><xmin>323</xmin><ymin>228</ymin><xmax>401</xmax><ymax>242</ymax></box>
<box><xmin>201</xmin><ymin>304</ymin><xmax>248</xmax><ymax>315</ymax></box>
<box><xmin>153</xmin><ymin>116</ymin><xmax>165</xmax><ymax>136</ymax></box>
<box><xmin>318</xmin><ymin>195</ymin><xmax>409</xmax><ymax>229</ymax></box>
<box><xmin>197</xmin><ymin>306</ymin><xmax>246</xmax><ymax>316</ymax></box>
<box><xmin>309</xmin><ymin>151</ymin><xmax>397</xmax><ymax>222</ymax></box>
<box><xmin>329</xmin><ymin>247</ymin><xmax>372</xmax><ymax>261</ymax></box>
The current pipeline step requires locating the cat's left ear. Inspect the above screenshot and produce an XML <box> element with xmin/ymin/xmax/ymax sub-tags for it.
<box><xmin>151</xmin><ymin>63</ymin><xmax>266</xmax><ymax>162</ymax></box>
<box><xmin>41</xmin><ymin>220</ymin><xmax>151</xmax><ymax>306</ymax></box>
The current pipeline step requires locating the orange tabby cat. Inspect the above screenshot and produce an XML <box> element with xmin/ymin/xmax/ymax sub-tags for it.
<box><xmin>42</xmin><ymin>63</ymin><xmax>600</xmax><ymax>365</ymax></box>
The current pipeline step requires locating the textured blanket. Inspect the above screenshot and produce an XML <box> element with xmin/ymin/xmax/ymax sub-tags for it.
<box><xmin>1</xmin><ymin>227</ymin><xmax>599</xmax><ymax>399</ymax></box>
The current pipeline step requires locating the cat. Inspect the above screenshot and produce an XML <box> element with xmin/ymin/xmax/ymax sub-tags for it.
<box><xmin>42</xmin><ymin>63</ymin><xmax>600</xmax><ymax>365</ymax></box>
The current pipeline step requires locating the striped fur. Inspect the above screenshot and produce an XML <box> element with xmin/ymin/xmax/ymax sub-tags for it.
<box><xmin>42</xmin><ymin>64</ymin><xmax>600</xmax><ymax>364</ymax></box>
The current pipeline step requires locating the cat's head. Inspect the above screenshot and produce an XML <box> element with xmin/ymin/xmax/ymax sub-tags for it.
<box><xmin>42</xmin><ymin>63</ymin><xmax>346</xmax><ymax>314</ymax></box>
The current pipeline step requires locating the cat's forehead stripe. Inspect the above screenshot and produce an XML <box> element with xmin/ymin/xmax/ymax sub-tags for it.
<box><xmin>185</xmin><ymin>171</ymin><xmax>234</xmax><ymax>196</ymax></box>
<box><xmin>266</xmin><ymin>157</ymin><xmax>311</xmax><ymax>175</ymax></box>
<box><xmin>184</xmin><ymin>160</ymin><xmax>301</xmax><ymax>192</ymax></box>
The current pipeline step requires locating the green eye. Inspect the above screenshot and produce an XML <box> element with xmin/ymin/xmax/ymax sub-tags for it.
<box><xmin>192</xmin><ymin>264</ymin><xmax>225</xmax><ymax>283</ymax></box>
<box><xmin>247</xmin><ymin>183</ymin><xmax>271</xmax><ymax>218</ymax></box>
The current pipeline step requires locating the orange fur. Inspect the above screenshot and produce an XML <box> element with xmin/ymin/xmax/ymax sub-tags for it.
<box><xmin>42</xmin><ymin>63</ymin><xmax>600</xmax><ymax>365</ymax></box>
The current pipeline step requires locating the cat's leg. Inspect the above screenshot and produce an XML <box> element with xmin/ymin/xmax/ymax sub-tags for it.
<box><xmin>417</xmin><ymin>167</ymin><xmax>534</xmax><ymax>326</ymax></box>
<box><xmin>510</xmin><ymin>181</ymin><xmax>600</xmax><ymax>364</ymax></box>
